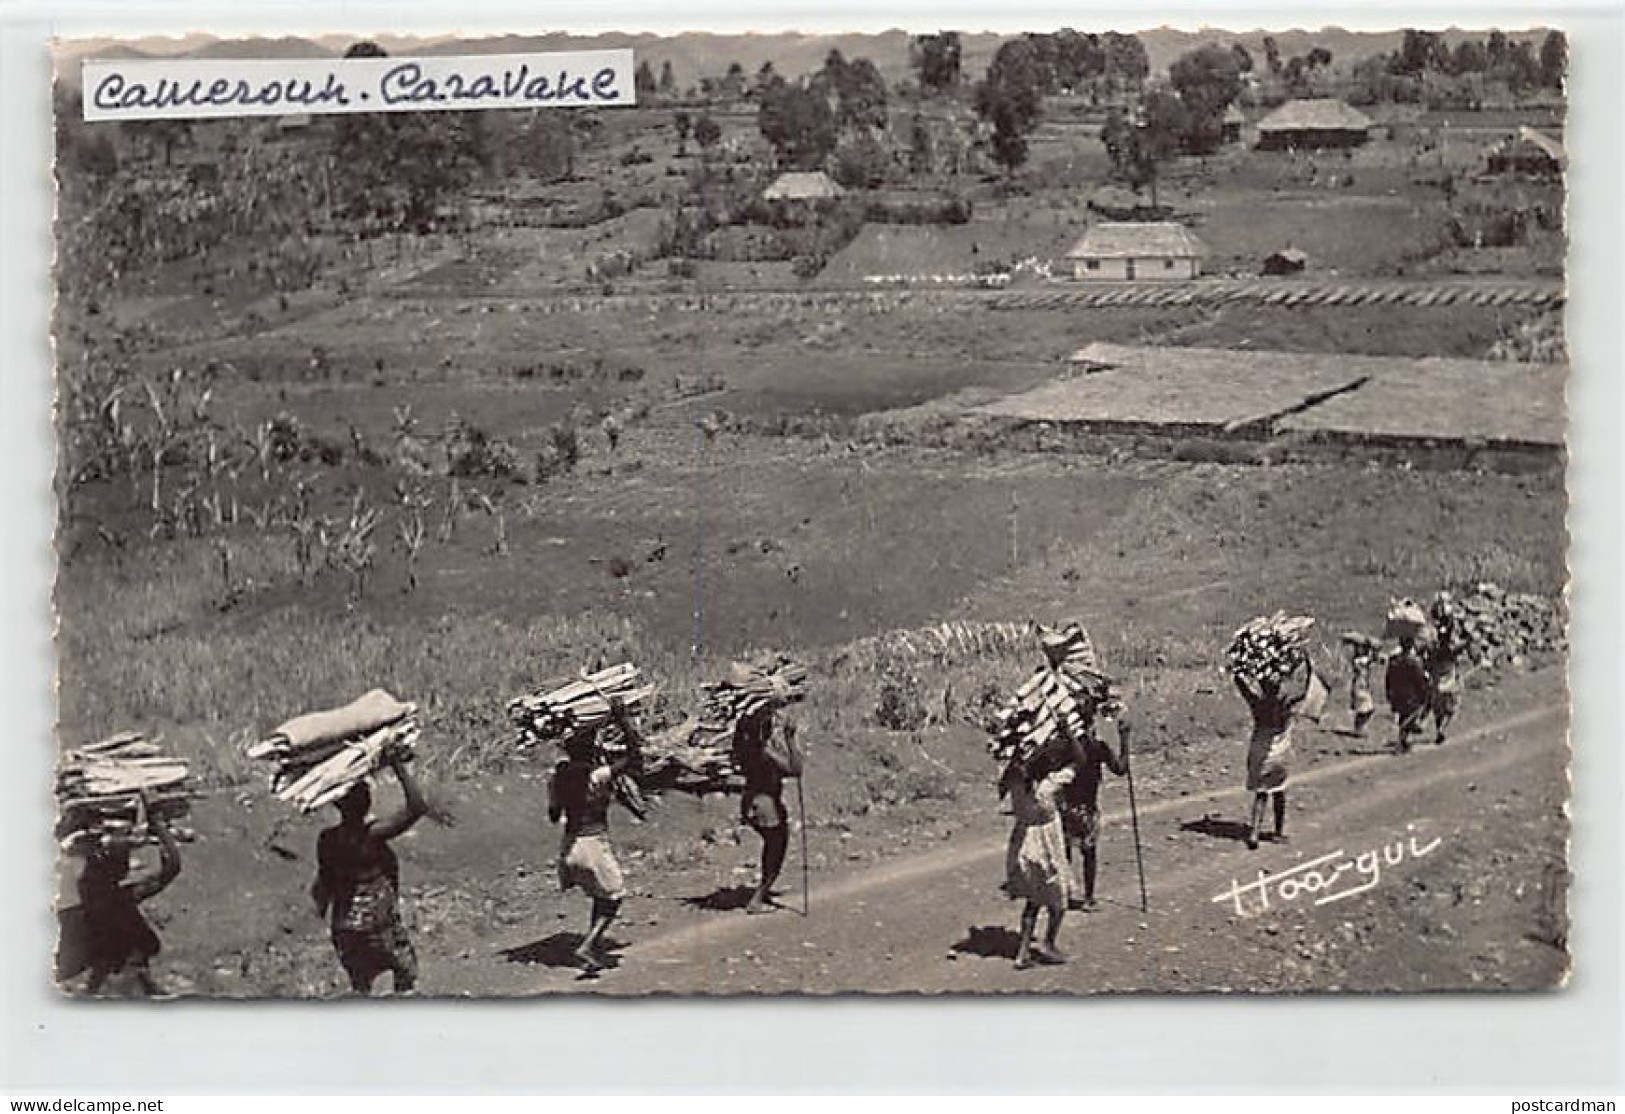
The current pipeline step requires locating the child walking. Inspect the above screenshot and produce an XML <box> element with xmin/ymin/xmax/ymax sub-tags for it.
<box><xmin>1001</xmin><ymin>753</ymin><xmax>1077</xmax><ymax>970</ymax></box>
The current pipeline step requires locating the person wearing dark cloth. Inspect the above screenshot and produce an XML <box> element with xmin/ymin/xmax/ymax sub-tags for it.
<box><xmin>731</xmin><ymin>706</ymin><xmax>803</xmax><ymax>915</ymax></box>
<box><xmin>1385</xmin><ymin>635</ymin><xmax>1433</xmax><ymax>754</ymax></box>
<box><xmin>548</xmin><ymin>701</ymin><xmax>642</xmax><ymax>974</ymax></box>
<box><xmin>1059</xmin><ymin>717</ymin><xmax>1129</xmax><ymax>911</ymax></box>
<box><xmin>311</xmin><ymin>756</ymin><xmax>428</xmax><ymax>995</ymax></box>
<box><xmin>70</xmin><ymin>798</ymin><xmax>181</xmax><ymax>996</ymax></box>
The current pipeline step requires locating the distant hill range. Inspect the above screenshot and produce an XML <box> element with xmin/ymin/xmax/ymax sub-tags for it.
<box><xmin>54</xmin><ymin>27</ymin><xmax>1554</xmax><ymax>89</ymax></box>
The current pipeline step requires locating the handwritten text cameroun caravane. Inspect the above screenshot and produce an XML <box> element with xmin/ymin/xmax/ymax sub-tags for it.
<box><xmin>91</xmin><ymin>60</ymin><xmax>625</xmax><ymax>115</ymax></box>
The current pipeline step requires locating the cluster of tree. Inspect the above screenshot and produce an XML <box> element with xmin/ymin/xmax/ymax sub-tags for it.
<box><xmin>671</xmin><ymin>110</ymin><xmax>723</xmax><ymax>158</ymax></box>
<box><xmin>1245</xmin><ymin>37</ymin><xmax>1336</xmax><ymax>99</ymax></box>
<box><xmin>1097</xmin><ymin>42</ymin><xmax>1247</xmax><ymax>203</ymax></box>
<box><xmin>1351</xmin><ymin>29</ymin><xmax>1565</xmax><ymax>105</ymax></box>
<box><xmin>633</xmin><ymin>58</ymin><xmax>681</xmax><ymax>102</ymax></box>
<box><xmin>756</xmin><ymin>49</ymin><xmax>889</xmax><ymax>171</ymax></box>
<box><xmin>972</xmin><ymin>31</ymin><xmax>1149</xmax><ymax>175</ymax></box>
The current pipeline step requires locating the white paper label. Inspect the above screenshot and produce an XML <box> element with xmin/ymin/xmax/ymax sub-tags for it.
<box><xmin>81</xmin><ymin>51</ymin><xmax>637</xmax><ymax>121</ymax></box>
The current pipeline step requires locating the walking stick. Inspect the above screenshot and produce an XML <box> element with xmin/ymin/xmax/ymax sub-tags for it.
<box><xmin>1122</xmin><ymin>725</ymin><xmax>1149</xmax><ymax>913</ymax></box>
<box><xmin>795</xmin><ymin>774</ymin><xmax>811</xmax><ymax>917</ymax></box>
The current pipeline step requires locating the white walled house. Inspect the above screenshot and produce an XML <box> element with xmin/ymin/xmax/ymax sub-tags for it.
<box><xmin>1063</xmin><ymin>222</ymin><xmax>1207</xmax><ymax>282</ymax></box>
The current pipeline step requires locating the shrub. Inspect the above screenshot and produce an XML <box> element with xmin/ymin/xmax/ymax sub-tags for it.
<box><xmin>873</xmin><ymin>663</ymin><xmax>928</xmax><ymax>731</ymax></box>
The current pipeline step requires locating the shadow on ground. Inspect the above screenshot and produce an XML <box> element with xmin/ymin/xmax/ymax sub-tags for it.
<box><xmin>950</xmin><ymin>924</ymin><xmax>1021</xmax><ymax>961</ymax></box>
<box><xmin>682</xmin><ymin>884</ymin><xmax>755</xmax><ymax>912</ymax></box>
<box><xmin>498</xmin><ymin>932</ymin><xmax>626</xmax><ymax>972</ymax></box>
<box><xmin>1179</xmin><ymin>816</ymin><xmax>1253</xmax><ymax>844</ymax></box>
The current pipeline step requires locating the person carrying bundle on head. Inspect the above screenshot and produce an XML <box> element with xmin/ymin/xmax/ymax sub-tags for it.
<box><xmin>1038</xmin><ymin>623</ymin><xmax>1129</xmax><ymax>912</ymax></box>
<box><xmin>1341</xmin><ymin>633</ymin><xmax>1381</xmax><ymax>738</ymax></box>
<box><xmin>311</xmin><ymin>754</ymin><xmax>428</xmax><ymax>995</ymax></box>
<box><xmin>548</xmin><ymin>697</ymin><xmax>644</xmax><ymax>975</ymax></box>
<box><xmin>726</xmin><ymin>665</ymin><xmax>804</xmax><ymax>916</ymax></box>
<box><xmin>1383</xmin><ymin>600</ymin><xmax>1432</xmax><ymax>754</ymax></box>
<box><xmin>1426</xmin><ymin>594</ymin><xmax>1467</xmax><ymax>746</ymax></box>
<box><xmin>66</xmin><ymin>793</ymin><xmax>182</xmax><ymax>997</ymax></box>
<box><xmin>1228</xmin><ymin>614</ymin><xmax>1327</xmax><ymax>851</ymax></box>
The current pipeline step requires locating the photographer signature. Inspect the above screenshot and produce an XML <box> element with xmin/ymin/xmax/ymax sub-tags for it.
<box><xmin>1210</xmin><ymin>825</ymin><xmax>1443</xmax><ymax>917</ymax></box>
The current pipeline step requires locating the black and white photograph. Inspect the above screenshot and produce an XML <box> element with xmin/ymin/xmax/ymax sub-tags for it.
<box><xmin>50</xmin><ymin>24</ymin><xmax>1570</xmax><ymax>998</ymax></box>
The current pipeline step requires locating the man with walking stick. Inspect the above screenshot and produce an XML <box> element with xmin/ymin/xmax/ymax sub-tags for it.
<box><xmin>1037</xmin><ymin>623</ymin><xmax>1142</xmax><ymax>912</ymax></box>
<box><xmin>1060</xmin><ymin>708</ymin><xmax>1134</xmax><ymax>912</ymax></box>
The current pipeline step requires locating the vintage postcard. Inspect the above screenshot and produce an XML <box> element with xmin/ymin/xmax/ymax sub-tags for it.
<box><xmin>51</xmin><ymin>26</ymin><xmax>1569</xmax><ymax>997</ymax></box>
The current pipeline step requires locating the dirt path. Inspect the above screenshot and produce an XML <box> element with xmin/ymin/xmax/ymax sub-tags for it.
<box><xmin>447</xmin><ymin>670</ymin><xmax>1567</xmax><ymax>995</ymax></box>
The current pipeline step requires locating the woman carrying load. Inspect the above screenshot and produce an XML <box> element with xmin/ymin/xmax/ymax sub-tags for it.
<box><xmin>1229</xmin><ymin>615</ymin><xmax>1327</xmax><ymax>851</ymax></box>
<box><xmin>66</xmin><ymin>794</ymin><xmax>183</xmax><ymax>996</ymax></box>
<box><xmin>311</xmin><ymin>755</ymin><xmax>429</xmax><ymax>995</ymax></box>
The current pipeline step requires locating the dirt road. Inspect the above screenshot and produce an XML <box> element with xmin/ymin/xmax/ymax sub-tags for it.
<box><xmin>444</xmin><ymin>668</ymin><xmax>1568</xmax><ymax>995</ymax></box>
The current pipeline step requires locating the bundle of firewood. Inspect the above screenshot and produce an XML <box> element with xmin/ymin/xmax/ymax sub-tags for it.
<box><xmin>1430</xmin><ymin>583</ymin><xmax>1566</xmax><ymax>668</ymax></box>
<box><xmin>1227</xmin><ymin>613</ymin><xmax>1316</xmax><ymax>686</ymax></box>
<box><xmin>247</xmin><ymin>689</ymin><xmax>420</xmax><ymax>813</ymax></box>
<box><xmin>56</xmin><ymin>732</ymin><xmax>195</xmax><ymax>853</ymax></box>
<box><xmin>700</xmin><ymin>656</ymin><xmax>808</xmax><ymax>727</ymax></box>
<box><xmin>508</xmin><ymin>663</ymin><xmax>657</xmax><ymax>751</ymax></box>
<box><xmin>639</xmin><ymin>719</ymin><xmax>741</xmax><ymax>795</ymax></box>
<box><xmin>986</xmin><ymin>661</ymin><xmax>1117</xmax><ymax>770</ymax></box>
<box><xmin>1384</xmin><ymin>599</ymin><xmax>1430</xmax><ymax>642</ymax></box>
<box><xmin>636</xmin><ymin>658</ymin><xmax>806</xmax><ymax>796</ymax></box>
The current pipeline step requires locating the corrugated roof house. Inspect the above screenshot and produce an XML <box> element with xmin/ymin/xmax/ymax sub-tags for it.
<box><xmin>1063</xmin><ymin>222</ymin><xmax>1207</xmax><ymax>281</ymax></box>
<box><xmin>1487</xmin><ymin>127</ymin><xmax>1566</xmax><ymax>177</ymax></box>
<box><xmin>1256</xmin><ymin>99</ymin><xmax>1373</xmax><ymax>150</ymax></box>
<box><xmin>762</xmin><ymin>170</ymin><xmax>843</xmax><ymax>202</ymax></box>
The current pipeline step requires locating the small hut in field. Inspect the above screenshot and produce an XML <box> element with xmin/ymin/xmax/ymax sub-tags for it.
<box><xmin>1255</xmin><ymin>99</ymin><xmax>1373</xmax><ymax>150</ymax></box>
<box><xmin>1486</xmin><ymin>128</ymin><xmax>1566</xmax><ymax>178</ymax></box>
<box><xmin>1064</xmin><ymin>222</ymin><xmax>1207</xmax><ymax>282</ymax></box>
<box><xmin>762</xmin><ymin>171</ymin><xmax>843</xmax><ymax>203</ymax></box>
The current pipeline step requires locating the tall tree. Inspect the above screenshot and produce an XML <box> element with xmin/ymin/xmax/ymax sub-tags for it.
<box><xmin>827</xmin><ymin>56</ymin><xmax>889</xmax><ymax>131</ymax></box>
<box><xmin>1101</xmin><ymin>91</ymin><xmax>1185</xmax><ymax>209</ymax></box>
<box><xmin>1538</xmin><ymin>30</ymin><xmax>1567</xmax><ymax>89</ymax></box>
<box><xmin>907</xmin><ymin>113</ymin><xmax>935</xmax><ymax>174</ymax></box>
<box><xmin>911</xmin><ymin>32</ymin><xmax>963</xmax><ymax>92</ymax></box>
<box><xmin>1262</xmin><ymin>35</ymin><xmax>1283</xmax><ymax>76</ymax></box>
<box><xmin>635</xmin><ymin>60</ymin><xmax>658</xmax><ymax>100</ymax></box>
<box><xmin>331</xmin><ymin>42</ymin><xmax>481</xmax><ymax>231</ymax></box>
<box><xmin>658</xmin><ymin>59</ymin><xmax>677</xmax><ymax>96</ymax></box>
<box><xmin>975</xmin><ymin>38</ymin><xmax>1045</xmax><ymax>176</ymax></box>
<box><xmin>1101</xmin><ymin>32</ymin><xmax>1150</xmax><ymax>97</ymax></box>
<box><xmin>1231</xmin><ymin>43</ymin><xmax>1254</xmax><ymax>74</ymax></box>
<box><xmin>1450</xmin><ymin>39</ymin><xmax>1488</xmax><ymax>75</ymax></box>
<box><xmin>1169</xmin><ymin>44</ymin><xmax>1245</xmax><ymax>151</ymax></box>
<box><xmin>758</xmin><ymin>80</ymin><xmax>838</xmax><ymax>169</ymax></box>
<box><xmin>1392</xmin><ymin>29</ymin><xmax>1448</xmax><ymax>76</ymax></box>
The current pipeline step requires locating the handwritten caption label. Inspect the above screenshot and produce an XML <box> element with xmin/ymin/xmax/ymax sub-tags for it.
<box><xmin>1210</xmin><ymin>826</ymin><xmax>1443</xmax><ymax>917</ymax></box>
<box><xmin>82</xmin><ymin>51</ymin><xmax>635</xmax><ymax>122</ymax></box>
